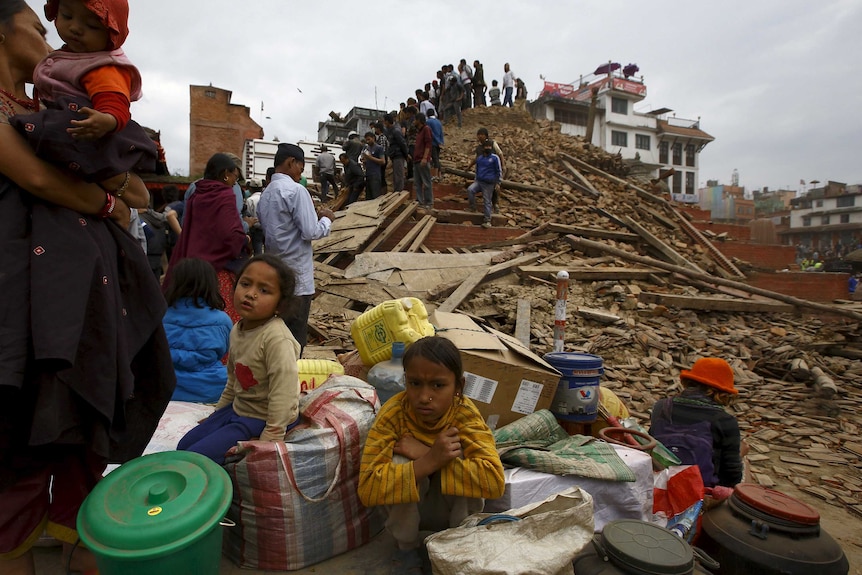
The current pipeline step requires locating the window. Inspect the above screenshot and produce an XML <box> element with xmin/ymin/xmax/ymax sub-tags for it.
<box><xmin>553</xmin><ymin>108</ymin><xmax>587</xmax><ymax>126</ymax></box>
<box><xmin>802</xmin><ymin>217</ymin><xmax>811</xmax><ymax>227</ymax></box>
<box><xmin>635</xmin><ymin>134</ymin><xmax>651</xmax><ymax>150</ymax></box>
<box><xmin>685</xmin><ymin>144</ymin><xmax>696</xmax><ymax>167</ymax></box>
<box><xmin>204</xmin><ymin>89</ymin><xmax>216</xmax><ymax>98</ymax></box>
<box><xmin>822</xmin><ymin>216</ymin><xmax>830</xmax><ymax>225</ymax></box>
<box><xmin>611</xmin><ymin>131</ymin><xmax>628</xmax><ymax>147</ymax></box>
<box><xmin>685</xmin><ymin>172</ymin><xmax>695</xmax><ymax>195</ymax></box>
<box><xmin>815</xmin><ymin>200</ymin><xmax>823</xmax><ymax>207</ymax></box>
<box><xmin>840</xmin><ymin>214</ymin><xmax>850</xmax><ymax>223</ymax></box>
<box><xmin>659</xmin><ymin>142</ymin><xmax>669</xmax><ymax>164</ymax></box>
<box><xmin>837</xmin><ymin>196</ymin><xmax>855</xmax><ymax>208</ymax></box>
<box><xmin>672</xmin><ymin>143</ymin><xmax>682</xmax><ymax>165</ymax></box>
<box><xmin>611</xmin><ymin>97</ymin><xmax>628</xmax><ymax>114</ymax></box>
<box><xmin>672</xmin><ymin>172</ymin><xmax>682</xmax><ymax>195</ymax></box>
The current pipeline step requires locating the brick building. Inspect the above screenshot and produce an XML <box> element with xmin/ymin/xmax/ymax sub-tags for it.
<box><xmin>189</xmin><ymin>85</ymin><xmax>262</xmax><ymax>177</ymax></box>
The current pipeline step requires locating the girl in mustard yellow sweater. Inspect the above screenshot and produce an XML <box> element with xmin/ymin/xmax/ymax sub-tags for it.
<box><xmin>358</xmin><ymin>336</ymin><xmax>504</xmax><ymax>572</ymax></box>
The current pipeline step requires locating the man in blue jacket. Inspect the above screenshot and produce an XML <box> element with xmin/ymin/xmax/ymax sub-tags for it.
<box><xmin>467</xmin><ymin>140</ymin><xmax>502</xmax><ymax>228</ymax></box>
<box><xmin>426</xmin><ymin>109</ymin><xmax>444</xmax><ymax>181</ymax></box>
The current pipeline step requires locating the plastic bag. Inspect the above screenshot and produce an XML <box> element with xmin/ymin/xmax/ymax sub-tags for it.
<box><xmin>425</xmin><ymin>486</ymin><xmax>594</xmax><ymax>575</ymax></box>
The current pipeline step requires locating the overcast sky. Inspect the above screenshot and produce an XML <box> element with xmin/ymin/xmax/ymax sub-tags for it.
<box><xmin>29</xmin><ymin>0</ymin><xmax>861</xmax><ymax>192</ymax></box>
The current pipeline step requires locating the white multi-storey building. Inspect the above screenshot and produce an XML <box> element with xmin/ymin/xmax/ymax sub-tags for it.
<box><xmin>528</xmin><ymin>63</ymin><xmax>713</xmax><ymax>201</ymax></box>
<box><xmin>782</xmin><ymin>182</ymin><xmax>862</xmax><ymax>251</ymax></box>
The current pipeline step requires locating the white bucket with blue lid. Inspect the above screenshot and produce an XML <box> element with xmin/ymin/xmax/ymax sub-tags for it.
<box><xmin>543</xmin><ymin>352</ymin><xmax>603</xmax><ymax>423</ymax></box>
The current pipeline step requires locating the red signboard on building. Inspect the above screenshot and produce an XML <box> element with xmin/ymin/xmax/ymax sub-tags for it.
<box><xmin>540</xmin><ymin>77</ymin><xmax>647</xmax><ymax>101</ymax></box>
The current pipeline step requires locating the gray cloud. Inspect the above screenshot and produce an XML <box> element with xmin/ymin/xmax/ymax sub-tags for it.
<box><xmin>29</xmin><ymin>0</ymin><xmax>862</xmax><ymax>191</ymax></box>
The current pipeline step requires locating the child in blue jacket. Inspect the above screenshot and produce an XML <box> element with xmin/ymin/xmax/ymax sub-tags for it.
<box><xmin>467</xmin><ymin>140</ymin><xmax>502</xmax><ymax>228</ymax></box>
<box><xmin>163</xmin><ymin>258</ymin><xmax>233</xmax><ymax>403</ymax></box>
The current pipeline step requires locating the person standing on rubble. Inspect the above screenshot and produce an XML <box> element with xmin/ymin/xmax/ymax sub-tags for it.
<box><xmin>502</xmin><ymin>63</ymin><xmax>515</xmax><ymax>107</ymax></box>
<box><xmin>426</xmin><ymin>110</ymin><xmax>444</xmax><ymax>182</ymax></box>
<box><xmin>514</xmin><ymin>77</ymin><xmax>528</xmax><ymax>110</ymax></box>
<box><xmin>315</xmin><ymin>144</ymin><xmax>339</xmax><ymax>202</ymax></box>
<box><xmin>257</xmin><ymin>143</ymin><xmax>334</xmax><ymax>353</ymax></box>
<box><xmin>468</xmin><ymin>128</ymin><xmax>505</xmax><ymax>213</ymax></box>
<box><xmin>412</xmin><ymin>113</ymin><xmax>434</xmax><ymax>209</ymax></box>
<box><xmin>361</xmin><ymin>131</ymin><xmax>385</xmax><ymax>200</ymax></box>
<box><xmin>467</xmin><ymin>140</ymin><xmax>502</xmax><ymax>228</ymax></box>
<box><xmin>472</xmin><ymin>60</ymin><xmax>487</xmax><ymax>106</ymax></box>
<box><xmin>383</xmin><ymin>113</ymin><xmax>408</xmax><ymax>193</ymax></box>
<box><xmin>342</xmin><ymin>131</ymin><xmax>363</xmax><ymax>163</ymax></box>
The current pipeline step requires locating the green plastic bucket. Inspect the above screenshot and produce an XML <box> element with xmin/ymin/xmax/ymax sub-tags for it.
<box><xmin>77</xmin><ymin>451</ymin><xmax>232</xmax><ymax>575</ymax></box>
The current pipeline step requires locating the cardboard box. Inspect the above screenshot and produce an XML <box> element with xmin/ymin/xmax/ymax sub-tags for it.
<box><xmin>431</xmin><ymin>311</ymin><xmax>561</xmax><ymax>429</ymax></box>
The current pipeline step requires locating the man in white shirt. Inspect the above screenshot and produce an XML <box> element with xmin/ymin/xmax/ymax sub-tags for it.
<box><xmin>315</xmin><ymin>145</ymin><xmax>339</xmax><ymax>202</ymax></box>
<box><xmin>258</xmin><ymin>143</ymin><xmax>335</xmax><ymax>354</ymax></box>
<box><xmin>502</xmin><ymin>63</ymin><xmax>515</xmax><ymax>107</ymax></box>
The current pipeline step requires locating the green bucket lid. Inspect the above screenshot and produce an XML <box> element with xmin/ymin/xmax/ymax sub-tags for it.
<box><xmin>602</xmin><ymin>519</ymin><xmax>694</xmax><ymax>574</ymax></box>
<box><xmin>77</xmin><ymin>451</ymin><xmax>232</xmax><ymax>560</ymax></box>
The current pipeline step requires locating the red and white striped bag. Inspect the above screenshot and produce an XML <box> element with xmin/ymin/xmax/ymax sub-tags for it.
<box><xmin>223</xmin><ymin>375</ymin><xmax>383</xmax><ymax>570</ymax></box>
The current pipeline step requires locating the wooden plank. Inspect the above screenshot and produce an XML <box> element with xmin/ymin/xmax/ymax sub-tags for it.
<box><xmin>544</xmin><ymin>166</ymin><xmax>596</xmax><ymax>200</ymax></box>
<box><xmin>564</xmin><ymin>235</ymin><xmax>862</xmax><ymax>322</ymax></box>
<box><xmin>671</xmin><ymin>206</ymin><xmax>746</xmax><ymax>278</ymax></box>
<box><xmin>546</xmin><ymin>223</ymin><xmax>639</xmax><ymax>242</ymax></box>
<box><xmin>637</xmin><ymin>292</ymin><xmax>796</xmax><ymax>313</ymax></box>
<box><xmin>640</xmin><ymin>205</ymin><xmax>678</xmax><ymax>230</ymax></box>
<box><xmin>621</xmin><ymin>215</ymin><xmax>705</xmax><ymax>273</ymax></box>
<box><xmin>559</xmin><ymin>159</ymin><xmax>602</xmax><ymax>197</ymax></box>
<box><xmin>437</xmin><ymin>269</ymin><xmax>489</xmax><ymax>313</ymax></box>
<box><xmin>392</xmin><ymin>215</ymin><xmax>433</xmax><ymax>252</ymax></box>
<box><xmin>362</xmin><ymin>201</ymin><xmax>419</xmax><ymax>253</ymax></box>
<box><xmin>514</xmin><ymin>299</ymin><xmax>532</xmax><ymax>348</ymax></box>
<box><xmin>437</xmin><ymin>253</ymin><xmax>541</xmax><ymax>313</ymax></box>
<box><xmin>407</xmin><ymin>216</ymin><xmax>436</xmax><ymax>252</ymax></box>
<box><xmin>559</xmin><ymin>152</ymin><xmax>664</xmax><ymax>206</ymax></box>
<box><xmin>520</xmin><ymin>266</ymin><xmax>668</xmax><ymax>280</ymax></box>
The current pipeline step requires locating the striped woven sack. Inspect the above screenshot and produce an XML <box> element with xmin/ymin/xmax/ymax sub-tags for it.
<box><xmin>224</xmin><ymin>375</ymin><xmax>384</xmax><ymax>570</ymax></box>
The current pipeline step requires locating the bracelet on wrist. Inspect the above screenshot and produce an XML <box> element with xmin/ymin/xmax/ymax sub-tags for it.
<box><xmin>99</xmin><ymin>192</ymin><xmax>117</xmax><ymax>218</ymax></box>
<box><xmin>100</xmin><ymin>171</ymin><xmax>131</xmax><ymax>198</ymax></box>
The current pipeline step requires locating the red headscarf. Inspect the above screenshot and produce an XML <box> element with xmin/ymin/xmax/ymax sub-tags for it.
<box><xmin>44</xmin><ymin>0</ymin><xmax>129</xmax><ymax>50</ymax></box>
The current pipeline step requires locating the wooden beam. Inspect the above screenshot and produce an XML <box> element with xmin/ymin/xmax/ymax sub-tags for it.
<box><xmin>437</xmin><ymin>269</ymin><xmax>488</xmax><ymax>313</ymax></box>
<box><xmin>640</xmin><ymin>205</ymin><xmax>678</xmax><ymax>230</ymax></box>
<box><xmin>564</xmin><ymin>235</ymin><xmax>862</xmax><ymax>321</ymax></box>
<box><xmin>559</xmin><ymin>159</ymin><xmax>602</xmax><ymax>197</ymax></box>
<box><xmin>392</xmin><ymin>214</ymin><xmax>433</xmax><ymax>252</ymax></box>
<box><xmin>637</xmin><ymin>292</ymin><xmax>796</xmax><ymax>313</ymax></box>
<box><xmin>362</xmin><ymin>201</ymin><xmax>419</xmax><ymax>253</ymax></box>
<box><xmin>437</xmin><ymin>253</ymin><xmax>541</xmax><ymax>313</ymax></box>
<box><xmin>407</xmin><ymin>216</ymin><xmax>436</xmax><ymax>252</ymax></box>
<box><xmin>544</xmin><ymin>166</ymin><xmax>597</xmax><ymax>199</ymax></box>
<box><xmin>671</xmin><ymin>208</ymin><xmax>746</xmax><ymax>278</ymax></box>
<box><xmin>621</xmin><ymin>215</ymin><xmax>705</xmax><ymax>273</ymax></box>
<box><xmin>468</xmin><ymin>233</ymin><xmax>560</xmax><ymax>251</ymax></box>
<box><xmin>515</xmin><ymin>299</ymin><xmax>532</xmax><ymax>348</ymax></box>
<box><xmin>547</xmin><ymin>223</ymin><xmax>639</xmax><ymax>242</ymax></box>
<box><xmin>519</xmin><ymin>266</ymin><xmax>668</xmax><ymax>280</ymax></box>
<box><xmin>558</xmin><ymin>152</ymin><xmax>669</xmax><ymax>208</ymax></box>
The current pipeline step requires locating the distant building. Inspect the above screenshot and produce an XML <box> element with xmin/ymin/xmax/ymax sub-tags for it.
<box><xmin>528</xmin><ymin>63</ymin><xmax>713</xmax><ymax>199</ymax></box>
<box><xmin>754</xmin><ymin>187</ymin><xmax>797</xmax><ymax>216</ymax></box>
<box><xmin>189</xmin><ymin>85</ymin><xmax>262</xmax><ymax>177</ymax></box>
<box><xmin>698</xmin><ymin>184</ymin><xmax>755</xmax><ymax>223</ymax></box>
<box><xmin>780</xmin><ymin>181</ymin><xmax>862</xmax><ymax>250</ymax></box>
<box><xmin>317</xmin><ymin>106</ymin><xmax>387</xmax><ymax>145</ymax></box>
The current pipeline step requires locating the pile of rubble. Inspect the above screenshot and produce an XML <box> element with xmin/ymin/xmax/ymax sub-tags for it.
<box><xmin>310</xmin><ymin>105</ymin><xmax>862</xmax><ymax>520</ymax></box>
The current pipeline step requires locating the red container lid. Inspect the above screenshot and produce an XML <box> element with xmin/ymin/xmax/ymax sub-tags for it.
<box><xmin>733</xmin><ymin>483</ymin><xmax>820</xmax><ymax>526</ymax></box>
